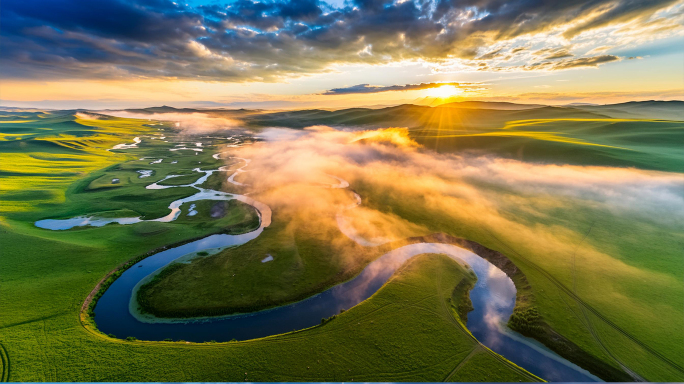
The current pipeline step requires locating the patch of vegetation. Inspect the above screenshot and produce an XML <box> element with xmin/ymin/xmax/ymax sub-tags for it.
<box><xmin>172</xmin><ymin>199</ymin><xmax>260</xmax><ymax>233</ymax></box>
<box><xmin>451</xmin><ymin>275</ymin><xmax>475</xmax><ymax>324</ymax></box>
<box><xmin>201</xmin><ymin>170</ymin><xmax>229</xmax><ymax>190</ymax></box>
<box><xmin>137</xmin><ymin>263</ymin><xmax>185</xmax><ymax>314</ymax></box>
<box><xmin>135</xmin><ymin>212</ymin><xmax>394</xmax><ymax>318</ymax></box>
<box><xmin>156</xmin><ymin>173</ymin><xmax>202</xmax><ymax>186</ymax></box>
<box><xmin>0</xmin><ymin>113</ymin><xmax>158</xmax><ymax>214</ymax></box>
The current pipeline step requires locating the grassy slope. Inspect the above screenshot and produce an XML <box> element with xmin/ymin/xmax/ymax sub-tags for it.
<box><xmin>137</xmin><ymin>212</ymin><xmax>394</xmax><ymax>317</ymax></box>
<box><xmin>248</xmin><ymin>105</ymin><xmax>684</xmax><ymax>172</ymax></box>
<box><xmin>0</xmin><ymin>227</ymin><xmax>534</xmax><ymax>382</ymax></box>
<box><xmin>0</xmin><ymin>113</ymin><xmax>159</xmax><ymax>213</ymax></box>
<box><xmin>411</xmin><ymin>118</ymin><xmax>684</xmax><ymax>172</ymax></box>
<box><xmin>353</xmin><ymin>175</ymin><xmax>684</xmax><ymax>381</ymax></box>
<box><xmin>371</xmin><ymin>114</ymin><xmax>684</xmax><ymax>380</ymax></box>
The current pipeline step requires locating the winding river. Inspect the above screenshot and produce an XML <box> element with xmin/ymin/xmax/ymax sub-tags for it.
<box><xmin>36</xmin><ymin>150</ymin><xmax>600</xmax><ymax>382</ymax></box>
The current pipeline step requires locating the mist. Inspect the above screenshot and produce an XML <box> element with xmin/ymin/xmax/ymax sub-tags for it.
<box><xmin>229</xmin><ymin>127</ymin><xmax>684</xmax><ymax>224</ymax></box>
<box><xmin>214</xmin><ymin>126</ymin><xmax>683</xmax><ymax>317</ymax></box>
<box><xmin>106</xmin><ymin>111</ymin><xmax>244</xmax><ymax>134</ymax></box>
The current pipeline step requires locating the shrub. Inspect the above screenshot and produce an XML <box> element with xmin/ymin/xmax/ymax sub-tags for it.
<box><xmin>508</xmin><ymin>307</ymin><xmax>543</xmax><ymax>334</ymax></box>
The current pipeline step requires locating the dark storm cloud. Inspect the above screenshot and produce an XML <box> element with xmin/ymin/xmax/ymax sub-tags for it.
<box><xmin>323</xmin><ymin>82</ymin><xmax>481</xmax><ymax>95</ymax></box>
<box><xmin>0</xmin><ymin>0</ymin><xmax>678</xmax><ymax>81</ymax></box>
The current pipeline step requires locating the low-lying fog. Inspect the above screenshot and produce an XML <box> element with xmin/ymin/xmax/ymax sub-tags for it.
<box><xmin>105</xmin><ymin>111</ymin><xmax>244</xmax><ymax>135</ymax></box>
<box><xmin>218</xmin><ymin>125</ymin><xmax>683</xmax><ymax>315</ymax></box>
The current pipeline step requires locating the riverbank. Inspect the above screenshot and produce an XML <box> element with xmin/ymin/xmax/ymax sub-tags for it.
<box><xmin>413</xmin><ymin>233</ymin><xmax>632</xmax><ymax>382</ymax></box>
<box><xmin>80</xmin><ymin>216</ymin><xmax>262</xmax><ymax>333</ymax></box>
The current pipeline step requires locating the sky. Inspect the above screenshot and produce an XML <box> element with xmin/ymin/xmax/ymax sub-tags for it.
<box><xmin>1</xmin><ymin>0</ymin><xmax>683</xmax><ymax>109</ymax></box>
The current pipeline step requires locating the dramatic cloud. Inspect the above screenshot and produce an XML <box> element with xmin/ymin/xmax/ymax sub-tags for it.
<box><xmin>1</xmin><ymin>0</ymin><xmax>682</xmax><ymax>81</ymax></box>
<box><xmin>466</xmin><ymin>53</ymin><xmax>621</xmax><ymax>72</ymax></box>
<box><xmin>523</xmin><ymin>55</ymin><xmax>621</xmax><ymax>71</ymax></box>
<box><xmin>322</xmin><ymin>82</ymin><xmax>481</xmax><ymax>95</ymax></box>
<box><xmin>536</xmin><ymin>48</ymin><xmax>574</xmax><ymax>60</ymax></box>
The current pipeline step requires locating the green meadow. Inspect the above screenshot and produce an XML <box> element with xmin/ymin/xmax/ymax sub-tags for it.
<box><xmin>0</xmin><ymin>220</ymin><xmax>534</xmax><ymax>381</ymax></box>
<box><xmin>0</xmin><ymin>112</ymin><xmax>158</xmax><ymax>213</ymax></box>
<box><xmin>137</xmin><ymin>211</ymin><xmax>395</xmax><ymax>318</ymax></box>
<box><xmin>351</xmin><ymin>177</ymin><xmax>684</xmax><ymax>381</ymax></box>
<box><xmin>410</xmin><ymin>118</ymin><xmax>684</xmax><ymax>172</ymax></box>
<box><xmin>344</xmin><ymin>112</ymin><xmax>684</xmax><ymax>380</ymax></box>
<box><xmin>1</xmin><ymin>105</ymin><xmax>683</xmax><ymax>382</ymax></box>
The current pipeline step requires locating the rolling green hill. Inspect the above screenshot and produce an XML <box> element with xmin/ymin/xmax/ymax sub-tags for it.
<box><xmin>575</xmin><ymin>101</ymin><xmax>684</xmax><ymax>120</ymax></box>
<box><xmin>0</xmin><ymin>112</ymin><xmax>158</xmax><ymax>213</ymax></box>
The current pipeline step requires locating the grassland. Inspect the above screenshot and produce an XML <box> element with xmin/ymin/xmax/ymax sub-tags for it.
<box><xmin>0</xmin><ymin>110</ymin><xmax>534</xmax><ymax>382</ymax></box>
<box><xmin>351</xmin><ymin>171</ymin><xmax>684</xmax><ymax>381</ymax></box>
<box><xmin>0</xmin><ymin>112</ymin><xmax>160</xmax><ymax>213</ymax></box>
<box><xmin>136</xmin><ymin>211</ymin><xmax>396</xmax><ymax>317</ymax></box>
<box><xmin>131</xmin><ymin>108</ymin><xmax>684</xmax><ymax>379</ymax></box>
<box><xmin>410</xmin><ymin>118</ymin><xmax>684</xmax><ymax>172</ymax></box>
<box><xmin>0</xmin><ymin>223</ymin><xmax>534</xmax><ymax>382</ymax></box>
<box><xmin>245</xmin><ymin>104</ymin><xmax>684</xmax><ymax>172</ymax></box>
<box><xmin>1</xmin><ymin>107</ymin><xmax>682</xmax><ymax>382</ymax></box>
<box><xmin>2</xmin><ymin>116</ymin><xmax>244</xmax><ymax>224</ymax></box>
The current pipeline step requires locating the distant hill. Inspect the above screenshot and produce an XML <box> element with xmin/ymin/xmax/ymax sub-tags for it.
<box><xmin>125</xmin><ymin>105</ymin><xmax>183</xmax><ymax>114</ymax></box>
<box><xmin>245</xmin><ymin>104</ymin><xmax>609</xmax><ymax>129</ymax></box>
<box><xmin>438</xmin><ymin>101</ymin><xmax>544</xmax><ymax>110</ymax></box>
<box><xmin>503</xmin><ymin>106</ymin><xmax>611</xmax><ymax>120</ymax></box>
<box><xmin>110</xmin><ymin>105</ymin><xmax>257</xmax><ymax>118</ymax></box>
<box><xmin>565</xmin><ymin>102</ymin><xmax>599</xmax><ymax>107</ymax></box>
<box><xmin>575</xmin><ymin>100</ymin><xmax>684</xmax><ymax>120</ymax></box>
<box><xmin>0</xmin><ymin>106</ymin><xmax>52</xmax><ymax>112</ymax></box>
<box><xmin>93</xmin><ymin>100</ymin><xmax>682</xmax><ymax>128</ymax></box>
<box><xmin>5</xmin><ymin>104</ymin><xmax>680</xmax><ymax>172</ymax></box>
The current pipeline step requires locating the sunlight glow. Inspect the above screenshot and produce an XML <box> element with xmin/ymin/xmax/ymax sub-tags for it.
<box><xmin>423</xmin><ymin>85</ymin><xmax>463</xmax><ymax>98</ymax></box>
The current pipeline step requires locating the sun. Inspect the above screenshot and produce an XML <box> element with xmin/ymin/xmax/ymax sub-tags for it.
<box><xmin>423</xmin><ymin>85</ymin><xmax>462</xmax><ymax>98</ymax></box>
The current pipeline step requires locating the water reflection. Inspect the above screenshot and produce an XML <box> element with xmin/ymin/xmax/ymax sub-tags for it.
<box><xmin>465</xmin><ymin>255</ymin><xmax>600</xmax><ymax>382</ymax></box>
